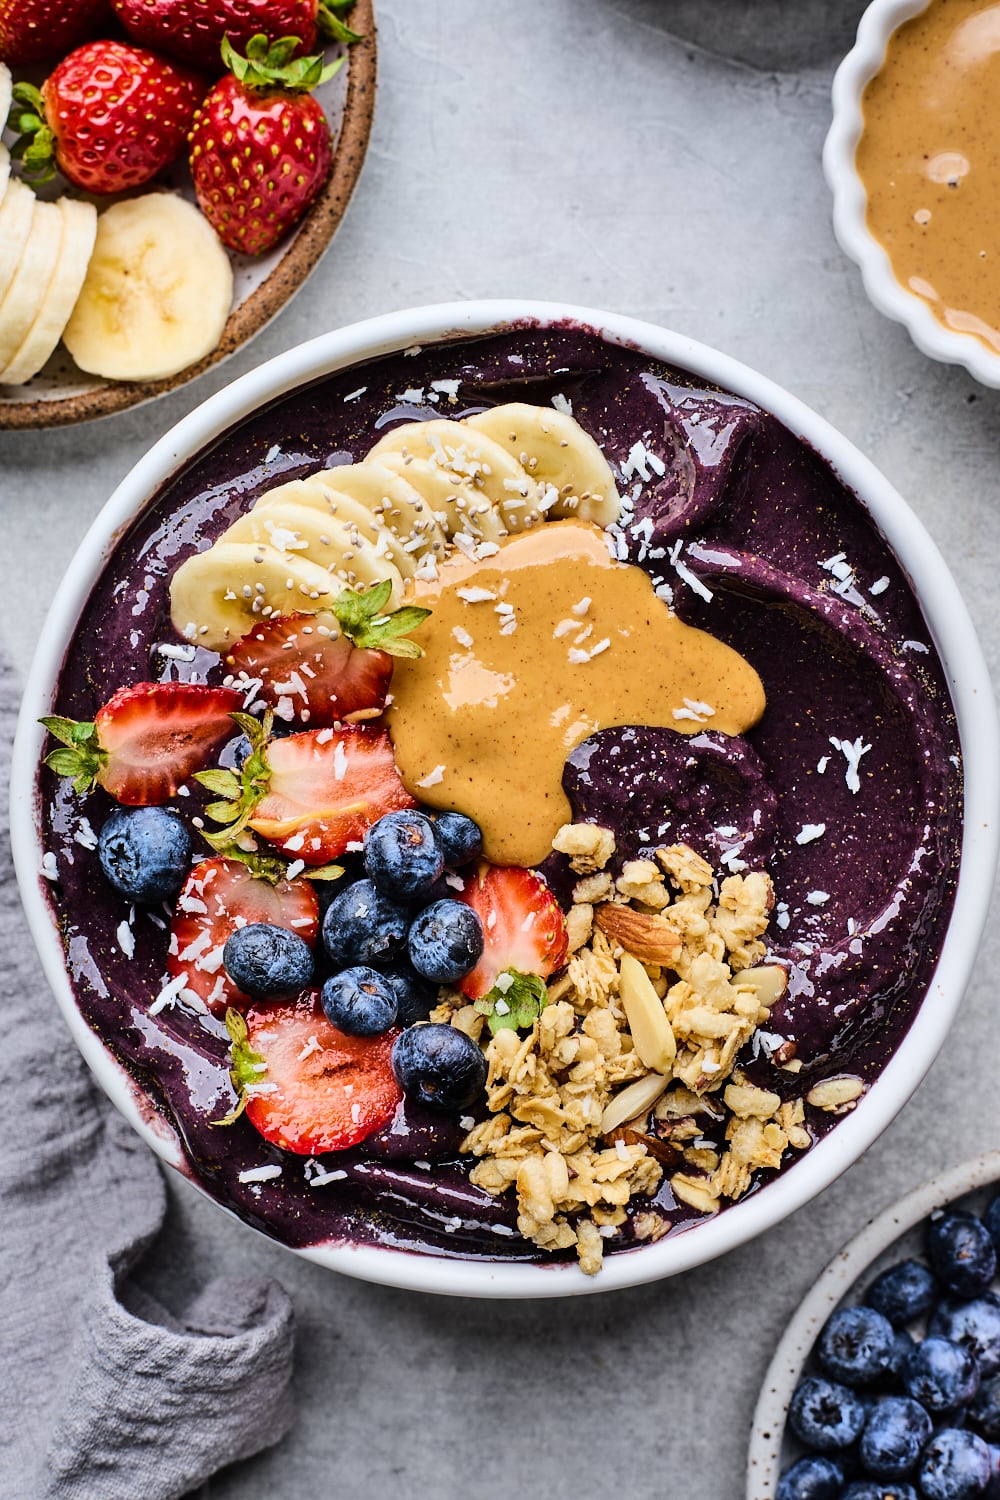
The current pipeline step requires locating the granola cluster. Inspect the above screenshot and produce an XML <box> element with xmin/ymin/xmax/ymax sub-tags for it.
<box><xmin>433</xmin><ymin>826</ymin><xmax>815</xmax><ymax>1275</ymax></box>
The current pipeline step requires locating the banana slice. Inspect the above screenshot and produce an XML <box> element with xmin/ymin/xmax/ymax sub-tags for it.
<box><xmin>0</xmin><ymin>198</ymin><xmax>63</xmax><ymax>373</ymax></box>
<box><xmin>251</xmin><ymin>477</ymin><xmax>418</xmax><ymax>581</ymax></box>
<box><xmin>0</xmin><ymin>64</ymin><xmax>11</xmax><ymax>132</ymax></box>
<box><xmin>0</xmin><ymin>179</ymin><xmax>37</xmax><ymax>307</ymax></box>
<box><xmin>309</xmin><ymin>461</ymin><xmax>449</xmax><ymax>559</ymax></box>
<box><xmin>62</xmin><ymin>193</ymin><xmax>233</xmax><ymax>382</ymax></box>
<box><xmin>225</xmin><ymin>504</ymin><xmax>403</xmax><ymax>597</ymax></box>
<box><xmin>0</xmin><ymin>146</ymin><xmax>10</xmax><ymax>212</ymax></box>
<box><xmin>369</xmin><ymin>419</ymin><xmax>543</xmax><ymax>532</ymax></box>
<box><xmin>466</xmin><ymin>404</ymin><xmax>622</xmax><ymax>527</ymax></box>
<box><xmin>376</xmin><ymin>451</ymin><xmax>507</xmax><ymax>542</ymax></box>
<box><xmin>169</xmin><ymin>542</ymin><xmax>346</xmax><ymax>653</ymax></box>
<box><xmin>0</xmin><ymin>197</ymin><xmax>97</xmax><ymax>386</ymax></box>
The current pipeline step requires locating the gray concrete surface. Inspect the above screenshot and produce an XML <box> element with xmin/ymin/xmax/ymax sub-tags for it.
<box><xmin>5</xmin><ymin>2</ymin><xmax>1000</xmax><ymax>1496</ymax></box>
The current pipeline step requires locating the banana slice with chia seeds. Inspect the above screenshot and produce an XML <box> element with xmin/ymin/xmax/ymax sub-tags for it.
<box><xmin>0</xmin><ymin>197</ymin><xmax>97</xmax><ymax>386</ymax></box>
<box><xmin>225</xmin><ymin>503</ymin><xmax>403</xmax><ymax>598</ymax></box>
<box><xmin>310</xmin><ymin>461</ymin><xmax>449</xmax><ymax>560</ymax></box>
<box><xmin>0</xmin><ymin>179</ymin><xmax>38</xmax><ymax>307</ymax></box>
<box><xmin>169</xmin><ymin>543</ymin><xmax>346</xmax><ymax>652</ymax></box>
<box><xmin>369</xmin><ymin>419</ymin><xmax>544</xmax><ymax>532</ymax></box>
<box><xmin>0</xmin><ymin>198</ymin><xmax>63</xmax><ymax>373</ymax></box>
<box><xmin>252</xmin><ymin>476</ymin><xmax>419</xmax><ymax>581</ymax></box>
<box><xmin>466</xmin><ymin>403</ymin><xmax>622</xmax><ymax>527</ymax></box>
<box><xmin>376</xmin><ymin>451</ymin><xmax>507</xmax><ymax>542</ymax></box>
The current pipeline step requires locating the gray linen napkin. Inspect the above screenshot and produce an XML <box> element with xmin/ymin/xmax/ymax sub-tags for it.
<box><xmin>0</xmin><ymin>658</ymin><xmax>295</xmax><ymax>1500</ymax></box>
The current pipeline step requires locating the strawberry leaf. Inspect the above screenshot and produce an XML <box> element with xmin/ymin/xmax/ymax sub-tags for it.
<box><xmin>213</xmin><ymin>1008</ymin><xmax>267</xmax><ymax>1126</ymax></box>
<box><xmin>195</xmin><ymin>709</ymin><xmax>274</xmax><ymax>848</ymax></box>
<box><xmin>473</xmin><ymin>971</ymin><xmax>549</xmax><ymax>1036</ymax></box>
<box><xmin>40</xmin><ymin>714</ymin><xmax>105</xmax><ymax>794</ymax></box>
<box><xmin>205</xmin><ymin>835</ymin><xmax>343</xmax><ymax>887</ymax></box>
<box><xmin>318</xmin><ymin>0</ymin><xmax>363</xmax><ymax>44</ymax></box>
<box><xmin>222</xmin><ymin>32</ymin><xmax>343</xmax><ymax>93</ymax></box>
<box><xmin>9</xmin><ymin>84</ymin><xmax>56</xmax><ymax>181</ymax></box>
<box><xmin>332</xmin><ymin>584</ymin><xmax>430</xmax><ymax>657</ymax></box>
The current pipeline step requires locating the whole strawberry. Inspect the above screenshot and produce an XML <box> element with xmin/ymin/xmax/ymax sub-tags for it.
<box><xmin>0</xmin><ymin>0</ymin><xmax>109</xmax><ymax>66</ymax></box>
<box><xmin>189</xmin><ymin>35</ymin><xmax>336</xmax><ymax>255</ymax></box>
<box><xmin>10</xmin><ymin>41</ymin><xmax>207</xmax><ymax>194</ymax></box>
<box><xmin>112</xmin><ymin>0</ymin><xmax>360</xmax><ymax>74</ymax></box>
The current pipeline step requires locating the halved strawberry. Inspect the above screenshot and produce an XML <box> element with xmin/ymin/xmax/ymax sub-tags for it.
<box><xmin>458</xmin><ymin>864</ymin><xmax>569</xmax><ymax>1001</ymax></box>
<box><xmin>227</xmin><ymin>612</ymin><xmax>393</xmax><ymax>727</ymax></box>
<box><xmin>198</xmin><ymin>714</ymin><xmax>417</xmax><ymax>864</ymax></box>
<box><xmin>167</xmin><ymin>856</ymin><xmax>319</xmax><ymax>1014</ymax></box>
<box><xmin>222</xmin><ymin>994</ymin><xmax>401</xmax><ymax>1154</ymax></box>
<box><xmin>42</xmin><ymin>682</ymin><xmax>241</xmax><ymax>805</ymax></box>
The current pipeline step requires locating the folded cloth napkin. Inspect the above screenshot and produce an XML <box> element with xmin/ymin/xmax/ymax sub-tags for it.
<box><xmin>0</xmin><ymin>657</ymin><xmax>295</xmax><ymax>1500</ymax></box>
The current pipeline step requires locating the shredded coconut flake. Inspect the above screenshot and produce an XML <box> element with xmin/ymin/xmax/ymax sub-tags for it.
<box><xmin>238</xmin><ymin>1165</ymin><xmax>282</xmax><ymax>1184</ymax></box>
<box><xmin>795</xmin><ymin>823</ymin><xmax>826</xmax><ymax>845</ymax></box>
<box><xmin>417</xmin><ymin>764</ymin><xmax>446</xmax><ymax>788</ymax></box>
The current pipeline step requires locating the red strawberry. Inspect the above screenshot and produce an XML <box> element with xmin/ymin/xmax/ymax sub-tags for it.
<box><xmin>168</xmin><ymin>856</ymin><xmax>319</xmax><ymax>1013</ymax></box>
<box><xmin>188</xmin><ymin>34</ymin><xmax>335</xmax><ymax>255</ymax></box>
<box><xmin>0</xmin><ymin>0</ymin><xmax>109</xmax><ymax>65</ymax></box>
<box><xmin>458</xmin><ymin>864</ymin><xmax>569</xmax><ymax>1001</ymax></box>
<box><xmin>10</xmin><ymin>42</ymin><xmax>207</xmax><ymax>195</ymax></box>
<box><xmin>226</xmin><ymin>587</ymin><xmax>430</xmax><ymax>727</ymax></box>
<box><xmin>223</xmin><ymin>993</ymin><xmax>401</xmax><ymax>1153</ymax></box>
<box><xmin>43</xmin><ymin>681</ymin><xmax>240</xmax><ymax>805</ymax></box>
<box><xmin>112</xmin><ymin>0</ymin><xmax>360</xmax><ymax>74</ymax></box>
<box><xmin>196</xmin><ymin>712</ymin><xmax>417</xmax><ymax>862</ymax></box>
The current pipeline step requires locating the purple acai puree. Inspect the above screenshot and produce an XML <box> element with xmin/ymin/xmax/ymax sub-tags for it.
<box><xmin>39</xmin><ymin>326</ymin><xmax>961</xmax><ymax>1264</ymax></box>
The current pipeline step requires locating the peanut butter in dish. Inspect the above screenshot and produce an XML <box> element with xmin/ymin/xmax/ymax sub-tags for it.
<box><xmin>386</xmin><ymin>520</ymin><xmax>766</xmax><ymax>867</ymax></box>
<box><xmin>857</xmin><ymin>0</ymin><xmax>1000</xmax><ymax>351</ymax></box>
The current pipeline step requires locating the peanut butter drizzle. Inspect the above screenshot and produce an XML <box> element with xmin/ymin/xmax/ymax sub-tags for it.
<box><xmin>386</xmin><ymin>521</ymin><xmax>765</xmax><ymax>867</ymax></box>
<box><xmin>858</xmin><ymin>0</ymin><xmax>1000</xmax><ymax>352</ymax></box>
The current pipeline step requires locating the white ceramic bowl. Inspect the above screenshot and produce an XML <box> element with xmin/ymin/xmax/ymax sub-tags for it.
<box><xmin>10</xmin><ymin>300</ymin><xmax>1000</xmax><ymax>1298</ymax></box>
<box><xmin>824</xmin><ymin>0</ymin><xmax>1000</xmax><ymax>386</ymax></box>
<box><xmin>747</xmin><ymin>1149</ymin><xmax>1000</xmax><ymax>1498</ymax></box>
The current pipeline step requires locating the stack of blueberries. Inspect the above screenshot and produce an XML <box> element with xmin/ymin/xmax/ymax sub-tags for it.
<box><xmin>777</xmin><ymin>1198</ymin><xmax>1000</xmax><ymax>1500</ymax></box>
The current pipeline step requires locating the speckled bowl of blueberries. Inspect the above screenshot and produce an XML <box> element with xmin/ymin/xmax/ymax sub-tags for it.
<box><xmin>748</xmin><ymin>1152</ymin><xmax>1000</xmax><ymax>1500</ymax></box>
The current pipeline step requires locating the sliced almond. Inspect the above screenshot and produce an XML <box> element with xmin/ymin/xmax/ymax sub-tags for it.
<box><xmin>600</xmin><ymin>1071</ymin><xmax>670</xmax><ymax>1135</ymax></box>
<box><xmin>732</xmin><ymin>963</ymin><xmax>788</xmax><ymax>1007</ymax></box>
<box><xmin>619</xmin><ymin>953</ymin><xmax>677</xmax><ymax>1073</ymax></box>
<box><xmin>595</xmin><ymin>903</ymin><xmax>682</xmax><ymax>963</ymax></box>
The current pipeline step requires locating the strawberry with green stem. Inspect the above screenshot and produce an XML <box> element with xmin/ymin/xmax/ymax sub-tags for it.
<box><xmin>111</xmin><ymin>0</ymin><xmax>361</xmax><ymax>75</ymax></box>
<box><xmin>227</xmin><ymin>579</ymin><xmax>430</xmax><ymax>726</ymax></box>
<box><xmin>188</xmin><ymin>33</ymin><xmax>341</xmax><ymax>255</ymax></box>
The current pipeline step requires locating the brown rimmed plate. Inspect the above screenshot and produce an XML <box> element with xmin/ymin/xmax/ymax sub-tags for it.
<box><xmin>0</xmin><ymin>0</ymin><xmax>376</xmax><ymax>430</ymax></box>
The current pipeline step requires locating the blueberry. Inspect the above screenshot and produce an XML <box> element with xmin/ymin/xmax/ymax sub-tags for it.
<box><xmin>971</xmin><ymin>1376</ymin><xmax>1000</xmax><ymax>1441</ymax></box>
<box><xmin>98</xmin><ymin>806</ymin><xmax>191</xmax><ymax>903</ymax></box>
<box><xmin>904</xmin><ymin>1335</ymin><xmax>980</xmax><ymax>1412</ymax></box>
<box><xmin>429</xmin><ymin>810</ymin><xmax>483</xmax><ymax>867</ymax></box>
<box><xmin>887</xmin><ymin>1327</ymin><xmax>918</xmax><ymax>1381</ymax></box>
<box><xmin>927</xmin><ymin>1212</ymin><xmax>998</xmax><ymax>1299</ymax></box>
<box><xmin>381</xmin><ymin>964</ymin><xmax>438</xmax><ymax>1027</ymax></box>
<box><xmin>817</xmin><ymin>1306</ymin><xmax>896</xmax><ymax>1388</ymax></box>
<box><xmin>986</xmin><ymin>1444</ymin><xmax>1000</xmax><ymax>1499</ymax></box>
<box><xmin>931</xmin><ymin>1298</ymin><xmax>1000</xmax><ymax>1379</ymax></box>
<box><xmin>984</xmin><ymin>1196</ymin><xmax>1000</xmax><ymax>1255</ymax></box>
<box><xmin>788</xmin><ymin>1374</ymin><xmax>868</xmax><ymax>1450</ymax></box>
<box><xmin>841</xmin><ymin>1484</ymin><xmax>919</xmax><ymax>1500</ymax></box>
<box><xmin>322</xmin><ymin>878</ymin><xmax>410</xmax><ymax>968</ymax></box>
<box><xmin>859</xmin><ymin>1395</ymin><xmax>932</xmax><ymax>1480</ymax></box>
<box><xmin>775</xmin><ymin>1455</ymin><xmax>843</xmax><ymax>1500</ymax></box>
<box><xmin>918</xmin><ymin>1428</ymin><xmax>992</xmax><ymax>1500</ymax></box>
<box><xmin>866</xmin><ymin>1259</ymin><xmax>938</xmax><ymax>1327</ymax></box>
<box><xmin>363</xmin><ymin>811</ymin><xmax>444</xmax><ymax>902</ymax></box>
<box><xmin>222</xmin><ymin>922</ymin><xmax>314</xmax><ymax>1000</ymax></box>
<box><xmin>408</xmin><ymin>899</ymin><xmax>484</xmax><ymax>984</ymax></box>
<box><xmin>321</xmin><ymin>967</ymin><xmax>397</xmax><ymax>1036</ymax></box>
<box><xmin>391</xmin><ymin>1023</ymin><xmax>487</xmax><ymax>1112</ymax></box>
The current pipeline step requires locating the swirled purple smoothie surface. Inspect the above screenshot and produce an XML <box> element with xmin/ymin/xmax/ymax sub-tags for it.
<box><xmin>39</xmin><ymin>326</ymin><xmax>961</xmax><ymax>1263</ymax></box>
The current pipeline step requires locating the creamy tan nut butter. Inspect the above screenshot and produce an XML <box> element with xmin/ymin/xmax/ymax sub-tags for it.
<box><xmin>386</xmin><ymin>520</ymin><xmax>765</xmax><ymax>867</ymax></box>
<box><xmin>858</xmin><ymin>0</ymin><xmax>1000</xmax><ymax>351</ymax></box>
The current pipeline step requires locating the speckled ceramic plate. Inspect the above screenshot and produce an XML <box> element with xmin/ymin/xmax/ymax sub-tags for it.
<box><xmin>0</xmin><ymin>0</ymin><xmax>376</xmax><ymax>429</ymax></box>
<box><xmin>746</xmin><ymin>1150</ymin><xmax>1000</xmax><ymax>1498</ymax></box>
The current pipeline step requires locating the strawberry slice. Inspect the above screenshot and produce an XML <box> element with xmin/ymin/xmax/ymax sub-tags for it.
<box><xmin>223</xmin><ymin>993</ymin><xmax>402</xmax><ymax>1154</ymax></box>
<box><xmin>458</xmin><ymin>864</ymin><xmax>569</xmax><ymax>1001</ymax></box>
<box><xmin>167</xmin><ymin>856</ymin><xmax>319</xmax><ymax>1014</ymax></box>
<box><xmin>227</xmin><ymin>612</ymin><xmax>393</xmax><ymax>726</ymax></box>
<box><xmin>42</xmin><ymin>681</ymin><xmax>241</xmax><ymax>805</ymax></box>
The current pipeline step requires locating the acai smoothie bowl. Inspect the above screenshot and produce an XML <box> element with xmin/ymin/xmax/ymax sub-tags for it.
<box><xmin>11</xmin><ymin>302</ymin><xmax>999</xmax><ymax>1298</ymax></box>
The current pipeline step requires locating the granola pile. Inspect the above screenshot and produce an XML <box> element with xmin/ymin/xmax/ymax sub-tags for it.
<box><xmin>432</xmin><ymin>827</ymin><xmax>814</xmax><ymax>1275</ymax></box>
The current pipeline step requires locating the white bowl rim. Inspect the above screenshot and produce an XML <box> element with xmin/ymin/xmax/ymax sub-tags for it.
<box><xmin>10</xmin><ymin>297</ymin><xmax>1000</xmax><ymax>1299</ymax></box>
<box><xmin>746</xmin><ymin>1147</ymin><xmax>1000</xmax><ymax>1498</ymax></box>
<box><xmin>823</xmin><ymin>0</ymin><xmax>1000</xmax><ymax>387</ymax></box>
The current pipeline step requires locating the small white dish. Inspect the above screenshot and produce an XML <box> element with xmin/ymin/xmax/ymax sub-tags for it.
<box><xmin>824</xmin><ymin>0</ymin><xmax>1000</xmax><ymax>386</ymax></box>
<box><xmin>747</xmin><ymin>1149</ymin><xmax>1000</xmax><ymax>1498</ymax></box>
<box><xmin>9</xmin><ymin>300</ymin><xmax>1000</xmax><ymax>1297</ymax></box>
